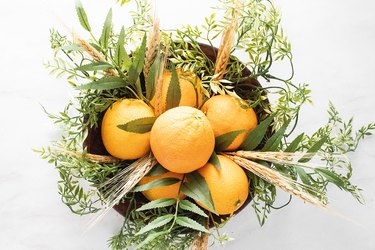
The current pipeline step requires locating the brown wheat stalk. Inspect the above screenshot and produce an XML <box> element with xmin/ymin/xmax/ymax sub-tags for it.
<box><xmin>225</xmin><ymin>154</ymin><xmax>326</xmax><ymax>208</ymax></box>
<box><xmin>52</xmin><ymin>146</ymin><xmax>121</xmax><ymax>164</ymax></box>
<box><xmin>72</xmin><ymin>32</ymin><xmax>118</xmax><ymax>76</ymax></box>
<box><xmin>213</xmin><ymin>7</ymin><xmax>239</xmax><ymax>82</ymax></box>
<box><xmin>143</xmin><ymin>18</ymin><xmax>161</xmax><ymax>79</ymax></box>
<box><xmin>153</xmin><ymin>42</ymin><xmax>170</xmax><ymax>116</ymax></box>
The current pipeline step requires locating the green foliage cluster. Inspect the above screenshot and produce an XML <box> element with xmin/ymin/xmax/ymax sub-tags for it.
<box><xmin>37</xmin><ymin>0</ymin><xmax>375</xmax><ymax>249</ymax></box>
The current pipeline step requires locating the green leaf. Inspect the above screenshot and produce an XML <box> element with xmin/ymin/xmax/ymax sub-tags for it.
<box><xmin>215</xmin><ymin>130</ymin><xmax>245</xmax><ymax>152</ymax></box>
<box><xmin>294</xmin><ymin>166</ymin><xmax>312</xmax><ymax>186</ymax></box>
<box><xmin>146</xmin><ymin>164</ymin><xmax>168</xmax><ymax>176</ymax></box>
<box><xmin>299</xmin><ymin>137</ymin><xmax>327</xmax><ymax>163</ymax></box>
<box><xmin>175</xmin><ymin>216</ymin><xmax>209</xmax><ymax>233</ymax></box>
<box><xmin>146</xmin><ymin>52</ymin><xmax>162</xmax><ymax>100</ymax></box>
<box><xmin>76</xmin><ymin>77</ymin><xmax>129</xmax><ymax>90</ymax></box>
<box><xmin>209</xmin><ymin>151</ymin><xmax>221</xmax><ymax>171</ymax></box>
<box><xmin>132</xmin><ymin>178</ymin><xmax>181</xmax><ymax>192</ymax></box>
<box><xmin>315</xmin><ymin>168</ymin><xmax>345</xmax><ymax>188</ymax></box>
<box><xmin>166</xmin><ymin>64</ymin><xmax>181</xmax><ymax>110</ymax></box>
<box><xmin>136</xmin><ymin>198</ymin><xmax>176</xmax><ymax>211</ymax></box>
<box><xmin>181</xmin><ymin>172</ymin><xmax>216</xmax><ymax>214</ymax></box>
<box><xmin>75</xmin><ymin>0</ymin><xmax>91</xmax><ymax>32</ymax></box>
<box><xmin>100</xmin><ymin>9</ymin><xmax>113</xmax><ymax>50</ymax></box>
<box><xmin>285</xmin><ymin>133</ymin><xmax>305</xmax><ymax>152</ymax></box>
<box><xmin>117</xmin><ymin>117</ymin><xmax>156</xmax><ymax>134</ymax></box>
<box><xmin>135</xmin><ymin>214</ymin><xmax>174</xmax><ymax>235</ymax></box>
<box><xmin>115</xmin><ymin>26</ymin><xmax>126</xmax><ymax>68</ymax></box>
<box><xmin>75</xmin><ymin>62</ymin><xmax>113</xmax><ymax>71</ymax></box>
<box><xmin>116</xmin><ymin>0</ymin><xmax>131</xmax><ymax>6</ymax></box>
<box><xmin>240</xmin><ymin>113</ymin><xmax>275</xmax><ymax>150</ymax></box>
<box><xmin>179</xmin><ymin>200</ymin><xmax>208</xmax><ymax>218</ymax></box>
<box><xmin>128</xmin><ymin>34</ymin><xmax>147</xmax><ymax>85</ymax></box>
<box><xmin>262</xmin><ymin>119</ymin><xmax>290</xmax><ymax>151</ymax></box>
<box><xmin>136</xmin><ymin>231</ymin><xmax>167</xmax><ymax>249</ymax></box>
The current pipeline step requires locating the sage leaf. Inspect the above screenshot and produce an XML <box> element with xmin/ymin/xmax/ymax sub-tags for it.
<box><xmin>135</xmin><ymin>214</ymin><xmax>174</xmax><ymax>235</ymax></box>
<box><xmin>145</xmin><ymin>164</ymin><xmax>168</xmax><ymax>176</ymax></box>
<box><xmin>117</xmin><ymin>117</ymin><xmax>156</xmax><ymax>134</ymax></box>
<box><xmin>299</xmin><ymin>137</ymin><xmax>327</xmax><ymax>163</ymax></box>
<box><xmin>76</xmin><ymin>77</ymin><xmax>129</xmax><ymax>90</ymax></box>
<box><xmin>285</xmin><ymin>133</ymin><xmax>305</xmax><ymax>152</ymax></box>
<box><xmin>262</xmin><ymin>119</ymin><xmax>290</xmax><ymax>151</ymax></box>
<box><xmin>240</xmin><ymin>113</ymin><xmax>275</xmax><ymax>150</ymax></box>
<box><xmin>128</xmin><ymin>34</ymin><xmax>147</xmax><ymax>85</ymax></box>
<box><xmin>132</xmin><ymin>178</ymin><xmax>181</xmax><ymax>192</ymax></box>
<box><xmin>175</xmin><ymin>216</ymin><xmax>209</xmax><ymax>233</ymax></box>
<box><xmin>209</xmin><ymin>151</ymin><xmax>221</xmax><ymax>171</ymax></box>
<box><xmin>181</xmin><ymin>172</ymin><xmax>216</xmax><ymax>214</ymax></box>
<box><xmin>100</xmin><ymin>9</ymin><xmax>112</xmax><ymax>51</ymax></box>
<box><xmin>136</xmin><ymin>198</ymin><xmax>176</xmax><ymax>212</ymax></box>
<box><xmin>75</xmin><ymin>62</ymin><xmax>113</xmax><ymax>71</ymax></box>
<box><xmin>215</xmin><ymin>130</ymin><xmax>245</xmax><ymax>152</ymax></box>
<box><xmin>136</xmin><ymin>231</ymin><xmax>167</xmax><ymax>249</ymax></box>
<box><xmin>179</xmin><ymin>200</ymin><xmax>208</xmax><ymax>217</ymax></box>
<box><xmin>166</xmin><ymin>64</ymin><xmax>181</xmax><ymax>110</ymax></box>
<box><xmin>75</xmin><ymin>0</ymin><xmax>91</xmax><ymax>32</ymax></box>
<box><xmin>315</xmin><ymin>168</ymin><xmax>345</xmax><ymax>188</ymax></box>
<box><xmin>146</xmin><ymin>52</ymin><xmax>162</xmax><ymax>100</ymax></box>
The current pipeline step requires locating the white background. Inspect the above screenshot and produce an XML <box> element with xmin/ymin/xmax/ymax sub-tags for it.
<box><xmin>1</xmin><ymin>0</ymin><xmax>375</xmax><ymax>249</ymax></box>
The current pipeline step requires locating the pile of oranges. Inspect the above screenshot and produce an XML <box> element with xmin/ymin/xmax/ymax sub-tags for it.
<box><xmin>101</xmin><ymin>70</ymin><xmax>258</xmax><ymax>215</ymax></box>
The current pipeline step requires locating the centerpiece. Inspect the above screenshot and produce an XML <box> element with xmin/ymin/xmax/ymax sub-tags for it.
<box><xmin>37</xmin><ymin>0</ymin><xmax>374</xmax><ymax>249</ymax></box>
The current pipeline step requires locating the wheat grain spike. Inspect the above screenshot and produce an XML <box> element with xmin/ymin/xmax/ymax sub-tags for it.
<box><xmin>52</xmin><ymin>146</ymin><xmax>121</xmax><ymax>164</ymax></box>
<box><xmin>225</xmin><ymin>154</ymin><xmax>326</xmax><ymax>208</ymax></box>
<box><xmin>153</xmin><ymin>42</ymin><xmax>170</xmax><ymax>116</ymax></box>
<box><xmin>144</xmin><ymin>18</ymin><xmax>161</xmax><ymax>79</ymax></box>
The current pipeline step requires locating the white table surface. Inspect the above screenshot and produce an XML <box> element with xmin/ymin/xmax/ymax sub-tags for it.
<box><xmin>1</xmin><ymin>0</ymin><xmax>374</xmax><ymax>249</ymax></box>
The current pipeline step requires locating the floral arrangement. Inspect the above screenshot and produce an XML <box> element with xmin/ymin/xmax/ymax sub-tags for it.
<box><xmin>37</xmin><ymin>0</ymin><xmax>375</xmax><ymax>249</ymax></box>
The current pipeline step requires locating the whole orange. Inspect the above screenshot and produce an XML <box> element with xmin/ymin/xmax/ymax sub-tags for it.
<box><xmin>150</xmin><ymin>69</ymin><xmax>202</xmax><ymax>111</ymax></box>
<box><xmin>201</xmin><ymin>94</ymin><xmax>257</xmax><ymax>151</ymax></box>
<box><xmin>196</xmin><ymin>155</ymin><xmax>249</xmax><ymax>215</ymax></box>
<box><xmin>138</xmin><ymin>171</ymin><xmax>185</xmax><ymax>201</ymax></box>
<box><xmin>101</xmin><ymin>99</ymin><xmax>155</xmax><ymax>160</ymax></box>
<box><xmin>150</xmin><ymin>106</ymin><xmax>215</xmax><ymax>173</ymax></box>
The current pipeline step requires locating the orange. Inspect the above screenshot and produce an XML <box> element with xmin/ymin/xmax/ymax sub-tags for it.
<box><xmin>150</xmin><ymin>106</ymin><xmax>215</xmax><ymax>173</ymax></box>
<box><xmin>138</xmin><ymin>171</ymin><xmax>185</xmax><ymax>201</ymax></box>
<box><xmin>150</xmin><ymin>69</ymin><xmax>202</xmax><ymax>111</ymax></box>
<box><xmin>196</xmin><ymin>155</ymin><xmax>249</xmax><ymax>215</ymax></box>
<box><xmin>201</xmin><ymin>94</ymin><xmax>257</xmax><ymax>151</ymax></box>
<box><xmin>101</xmin><ymin>99</ymin><xmax>155</xmax><ymax>160</ymax></box>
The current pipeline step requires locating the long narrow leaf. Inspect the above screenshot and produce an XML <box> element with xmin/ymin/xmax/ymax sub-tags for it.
<box><xmin>175</xmin><ymin>216</ymin><xmax>209</xmax><ymax>233</ymax></box>
<box><xmin>262</xmin><ymin>119</ymin><xmax>290</xmax><ymax>151</ymax></box>
<box><xmin>136</xmin><ymin>198</ymin><xmax>176</xmax><ymax>212</ymax></box>
<box><xmin>100</xmin><ymin>9</ymin><xmax>113</xmax><ymax>51</ymax></box>
<box><xmin>76</xmin><ymin>77</ymin><xmax>129</xmax><ymax>90</ymax></box>
<box><xmin>240</xmin><ymin>113</ymin><xmax>275</xmax><ymax>150</ymax></box>
<box><xmin>132</xmin><ymin>178</ymin><xmax>181</xmax><ymax>192</ymax></box>
<box><xmin>179</xmin><ymin>200</ymin><xmax>208</xmax><ymax>218</ymax></box>
<box><xmin>181</xmin><ymin>172</ymin><xmax>216</xmax><ymax>214</ymax></box>
<box><xmin>75</xmin><ymin>62</ymin><xmax>113</xmax><ymax>71</ymax></box>
<box><xmin>215</xmin><ymin>130</ymin><xmax>245</xmax><ymax>152</ymax></box>
<box><xmin>128</xmin><ymin>34</ymin><xmax>147</xmax><ymax>85</ymax></box>
<box><xmin>285</xmin><ymin>133</ymin><xmax>305</xmax><ymax>152</ymax></box>
<box><xmin>166</xmin><ymin>64</ymin><xmax>181</xmax><ymax>110</ymax></box>
<box><xmin>75</xmin><ymin>0</ymin><xmax>91</xmax><ymax>32</ymax></box>
<box><xmin>135</xmin><ymin>214</ymin><xmax>174</xmax><ymax>235</ymax></box>
<box><xmin>299</xmin><ymin>137</ymin><xmax>327</xmax><ymax>163</ymax></box>
<box><xmin>117</xmin><ymin>117</ymin><xmax>156</xmax><ymax>134</ymax></box>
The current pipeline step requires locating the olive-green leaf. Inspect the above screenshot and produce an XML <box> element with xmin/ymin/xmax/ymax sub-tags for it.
<box><xmin>117</xmin><ymin>117</ymin><xmax>156</xmax><ymax>134</ymax></box>
<box><xmin>146</xmin><ymin>52</ymin><xmax>162</xmax><ymax>100</ymax></box>
<box><xmin>315</xmin><ymin>168</ymin><xmax>345</xmax><ymax>188</ymax></box>
<box><xmin>135</xmin><ymin>214</ymin><xmax>174</xmax><ymax>235</ymax></box>
<box><xmin>285</xmin><ymin>133</ymin><xmax>305</xmax><ymax>152</ymax></box>
<box><xmin>136</xmin><ymin>198</ymin><xmax>176</xmax><ymax>212</ymax></box>
<box><xmin>175</xmin><ymin>216</ymin><xmax>209</xmax><ymax>233</ymax></box>
<box><xmin>215</xmin><ymin>130</ymin><xmax>245</xmax><ymax>152</ymax></box>
<box><xmin>100</xmin><ymin>9</ymin><xmax>113</xmax><ymax>50</ymax></box>
<box><xmin>116</xmin><ymin>0</ymin><xmax>131</xmax><ymax>6</ymax></box>
<box><xmin>132</xmin><ymin>178</ymin><xmax>181</xmax><ymax>192</ymax></box>
<box><xmin>298</xmin><ymin>137</ymin><xmax>327</xmax><ymax>163</ymax></box>
<box><xmin>136</xmin><ymin>231</ymin><xmax>167</xmax><ymax>249</ymax></box>
<box><xmin>145</xmin><ymin>164</ymin><xmax>168</xmax><ymax>176</ymax></box>
<box><xmin>166</xmin><ymin>64</ymin><xmax>181</xmax><ymax>110</ymax></box>
<box><xmin>128</xmin><ymin>34</ymin><xmax>147</xmax><ymax>85</ymax></box>
<box><xmin>115</xmin><ymin>26</ymin><xmax>126</xmax><ymax>68</ymax></box>
<box><xmin>75</xmin><ymin>0</ymin><xmax>91</xmax><ymax>32</ymax></box>
<box><xmin>294</xmin><ymin>166</ymin><xmax>312</xmax><ymax>186</ymax></box>
<box><xmin>209</xmin><ymin>151</ymin><xmax>221</xmax><ymax>171</ymax></box>
<box><xmin>76</xmin><ymin>77</ymin><xmax>129</xmax><ymax>90</ymax></box>
<box><xmin>75</xmin><ymin>62</ymin><xmax>113</xmax><ymax>71</ymax></box>
<box><xmin>240</xmin><ymin>113</ymin><xmax>276</xmax><ymax>150</ymax></box>
<box><xmin>181</xmin><ymin>172</ymin><xmax>216</xmax><ymax>214</ymax></box>
<box><xmin>262</xmin><ymin>119</ymin><xmax>291</xmax><ymax>151</ymax></box>
<box><xmin>179</xmin><ymin>200</ymin><xmax>208</xmax><ymax>218</ymax></box>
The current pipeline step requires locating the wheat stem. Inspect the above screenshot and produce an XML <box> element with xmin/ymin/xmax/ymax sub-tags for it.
<box><xmin>52</xmin><ymin>146</ymin><xmax>121</xmax><ymax>164</ymax></box>
<box><xmin>225</xmin><ymin>154</ymin><xmax>326</xmax><ymax>208</ymax></box>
